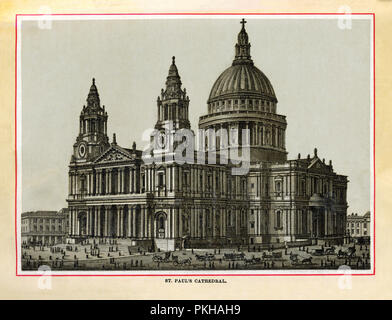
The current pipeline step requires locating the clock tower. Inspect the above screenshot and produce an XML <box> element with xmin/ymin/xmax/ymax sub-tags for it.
<box><xmin>72</xmin><ymin>78</ymin><xmax>109</xmax><ymax>162</ymax></box>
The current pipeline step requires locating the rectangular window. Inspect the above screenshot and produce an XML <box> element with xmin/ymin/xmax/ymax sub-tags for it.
<box><xmin>276</xmin><ymin>211</ymin><xmax>282</xmax><ymax>228</ymax></box>
<box><xmin>158</xmin><ymin>173</ymin><xmax>164</xmax><ymax>187</ymax></box>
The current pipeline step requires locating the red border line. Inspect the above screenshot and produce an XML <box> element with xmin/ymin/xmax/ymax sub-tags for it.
<box><xmin>372</xmin><ymin>13</ymin><xmax>376</xmax><ymax>276</ymax></box>
<box><xmin>15</xmin><ymin>15</ymin><xmax>18</xmax><ymax>277</ymax></box>
<box><xmin>15</xmin><ymin>12</ymin><xmax>376</xmax><ymax>277</ymax></box>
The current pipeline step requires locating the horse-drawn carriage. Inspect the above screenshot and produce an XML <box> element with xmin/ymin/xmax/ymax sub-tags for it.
<box><xmin>244</xmin><ymin>257</ymin><xmax>262</xmax><ymax>266</ymax></box>
<box><xmin>311</xmin><ymin>248</ymin><xmax>325</xmax><ymax>256</ymax></box>
<box><xmin>324</xmin><ymin>246</ymin><xmax>336</xmax><ymax>255</ymax></box>
<box><xmin>152</xmin><ymin>251</ymin><xmax>172</xmax><ymax>263</ymax></box>
<box><xmin>337</xmin><ymin>246</ymin><xmax>356</xmax><ymax>259</ymax></box>
<box><xmin>262</xmin><ymin>251</ymin><xmax>282</xmax><ymax>260</ymax></box>
<box><xmin>172</xmin><ymin>255</ymin><xmax>192</xmax><ymax>266</ymax></box>
<box><xmin>195</xmin><ymin>253</ymin><xmax>215</xmax><ymax>262</ymax></box>
<box><xmin>290</xmin><ymin>253</ymin><xmax>312</xmax><ymax>265</ymax></box>
<box><xmin>223</xmin><ymin>252</ymin><xmax>245</xmax><ymax>261</ymax></box>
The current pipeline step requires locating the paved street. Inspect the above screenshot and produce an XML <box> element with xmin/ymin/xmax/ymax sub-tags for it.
<box><xmin>21</xmin><ymin>238</ymin><xmax>371</xmax><ymax>271</ymax></box>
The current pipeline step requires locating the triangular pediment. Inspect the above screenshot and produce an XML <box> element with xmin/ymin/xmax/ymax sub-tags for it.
<box><xmin>308</xmin><ymin>157</ymin><xmax>330</xmax><ymax>173</ymax></box>
<box><xmin>94</xmin><ymin>145</ymin><xmax>134</xmax><ymax>164</ymax></box>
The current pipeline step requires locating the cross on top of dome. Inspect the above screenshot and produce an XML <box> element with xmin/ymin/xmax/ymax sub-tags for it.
<box><xmin>240</xmin><ymin>18</ymin><xmax>247</xmax><ymax>28</ymax></box>
<box><xmin>234</xmin><ymin>18</ymin><xmax>252</xmax><ymax>65</ymax></box>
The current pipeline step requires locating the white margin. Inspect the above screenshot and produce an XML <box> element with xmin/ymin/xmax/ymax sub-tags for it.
<box><xmin>16</xmin><ymin>13</ymin><xmax>375</xmax><ymax>276</ymax></box>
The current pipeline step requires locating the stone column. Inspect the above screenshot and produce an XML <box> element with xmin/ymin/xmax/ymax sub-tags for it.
<box><xmin>120</xmin><ymin>206</ymin><xmax>125</xmax><ymax>237</ymax></box>
<box><xmin>202</xmin><ymin>209</ymin><xmax>206</xmax><ymax>239</ymax></box>
<box><xmin>91</xmin><ymin>207</ymin><xmax>96</xmax><ymax>236</ymax></box>
<box><xmin>121</xmin><ymin>168</ymin><xmax>125</xmax><ymax>193</ymax></box>
<box><xmin>173</xmin><ymin>207</ymin><xmax>178</xmax><ymax>238</ymax></box>
<box><xmin>130</xmin><ymin>168</ymin><xmax>134</xmax><ymax>193</ymax></box>
<box><xmin>96</xmin><ymin>170</ymin><xmax>101</xmax><ymax>195</ymax></box>
<box><xmin>94</xmin><ymin>208</ymin><xmax>98</xmax><ymax>237</ymax></box>
<box><xmin>104</xmin><ymin>206</ymin><xmax>110</xmax><ymax>237</ymax></box>
<box><xmin>105</xmin><ymin>170</ymin><xmax>109</xmax><ymax>194</ymax></box>
<box><xmin>167</xmin><ymin>208</ymin><xmax>171</xmax><ymax>238</ymax></box>
<box><xmin>116</xmin><ymin>169</ymin><xmax>121</xmax><ymax>195</ymax></box>
<box><xmin>89</xmin><ymin>207</ymin><xmax>93</xmax><ymax>235</ymax></box>
<box><xmin>71</xmin><ymin>210</ymin><xmax>75</xmax><ymax>235</ymax></box>
<box><xmin>212</xmin><ymin>208</ymin><xmax>216</xmax><ymax>238</ymax></box>
<box><xmin>190</xmin><ymin>207</ymin><xmax>194</xmax><ymax>238</ymax></box>
<box><xmin>68</xmin><ymin>174</ymin><xmax>72</xmax><ymax>196</ymax></box>
<box><xmin>75</xmin><ymin>211</ymin><xmax>80</xmax><ymax>236</ymax></box>
<box><xmin>178</xmin><ymin>167</ymin><xmax>182</xmax><ymax>191</ymax></box>
<box><xmin>86</xmin><ymin>172</ymin><xmax>90</xmax><ymax>196</ymax></box>
<box><xmin>86</xmin><ymin>207</ymin><xmax>90</xmax><ymax>236</ymax></box>
<box><xmin>108</xmin><ymin>169</ymin><xmax>112</xmax><ymax>194</ymax></box>
<box><xmin>178</xmin><ymin>209</ymin><xmax>183</xmax><ymax>238</ymax></box>
<box><xmin>127</xmin><ymin>207</ymin><xmax>132</xmax><ymax>237</ymax></box>
<box><xmin>132</xmin><ymin>207</ymin><xmax>137</xmax><ymax>237</ymax></box>
<box><xmin>145</xmin><ymin>206</ymin><xmax>150</xmax><ymax>238</ymax></box>
<box><xmin>139</xmin><ymin>206</ymin><xmax>144</xmax><ymax>238</ymax></box>
<box><xmin>114</xmin><ymin>205</ymin><xmax>120</xmax><ymax>237</ymax></box>
<box><xmin>68</xmin><ymin>209</ymin><xmax>72</xmax><ymax>235</ymax></box>
<box><xmin>325</xmin><ymin>208</ymin><xmax>329</xmax><ymax>236</ymax></box>
<box><xmin>73</xmin><ymin>174</ymin><xmax>77</xmax><ymax>196</ymax></box>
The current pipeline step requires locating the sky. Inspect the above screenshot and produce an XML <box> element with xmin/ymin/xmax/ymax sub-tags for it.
<box><xmin>20</xmin><ymin>17</ymin><xmax>372</xmax><ymax>214</ymax></box>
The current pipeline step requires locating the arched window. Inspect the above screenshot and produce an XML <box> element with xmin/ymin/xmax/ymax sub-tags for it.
<box><xmin>275</xmin><ymin>180</ymin><xmax>282</xmax><ymax>196</ymax></box>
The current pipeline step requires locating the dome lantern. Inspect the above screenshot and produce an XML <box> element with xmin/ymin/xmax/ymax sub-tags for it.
<box><xmin>233</xmin><ymin>18</ymin><xmax>253</xmax><ymax>66</ymax></box>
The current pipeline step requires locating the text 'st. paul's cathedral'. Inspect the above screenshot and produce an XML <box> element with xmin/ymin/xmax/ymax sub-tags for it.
<box><xmin>67</xmin><ymin>20</ymin><xmax>348</xmax><ymax>249</ymax></box>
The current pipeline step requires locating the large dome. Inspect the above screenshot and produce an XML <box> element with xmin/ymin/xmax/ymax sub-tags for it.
<box><xmin>208</xmin><ymin>63</ymin><xmax>276</xmax><ymax>103</ymax></box>
<box><xmin>199</xmin><ymin>19</ymin><xmax>287</xmax><ymax>164</ymax></box>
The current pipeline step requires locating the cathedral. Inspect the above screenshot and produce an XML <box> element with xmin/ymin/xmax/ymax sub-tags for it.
<box><xmin>67</xmin><ymin>19</ymin><xmax>348</xmax><ymax>249</ymax></box>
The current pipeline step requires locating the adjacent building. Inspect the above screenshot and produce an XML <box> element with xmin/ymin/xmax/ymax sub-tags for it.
<box><xmin>66</xmin><ymin>20</ymin><xmax>348</xmax><ymax>249</ymax></box>
<box><xmin>346</xmin><ymin>212</ymin><xmax>370</xmax><ymax>238</ymax></box>
<box><xmin>21</xmin><ymin>209</ymin><xmax>69</xmax><ymax>245</ymax></box>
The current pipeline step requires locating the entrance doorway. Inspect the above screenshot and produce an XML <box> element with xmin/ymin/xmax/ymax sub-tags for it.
<box><xmin>78</xmin><ymin>212</ymin><xmax>87</xmax><ymax>236</ymax></box>
<box><xmin>155</xmin><ymin>212</ymin><xmax>167</xmax><ymax>239</ymax></box>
